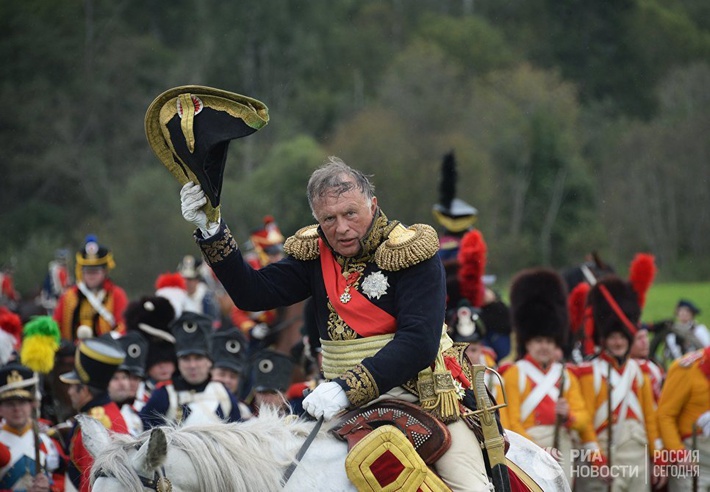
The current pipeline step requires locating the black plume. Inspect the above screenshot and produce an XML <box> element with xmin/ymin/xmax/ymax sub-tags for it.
<box><xmin>439</xmin><ymin>151</ymin><xmax>456</xmax><ymax>209</ymax></box>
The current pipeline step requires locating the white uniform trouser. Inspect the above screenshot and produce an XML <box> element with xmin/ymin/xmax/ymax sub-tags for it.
<box><xmin>576</xmin><ymin>419</ymin><xmax>649</xmax><ymax>492</ymax></box>
<box><xmin>527</xmin><ymin>425</ymin><xmax>574</xmax><ymax>486</ymax></box>
<box><xmin>370</xmin><ymin>386</ymin><xmax>492</xmax><ymax>492</ymax></box>
<box><xmin>668</xmin><ymin>435</ymin><xmax>710</xmax><ymax>492</ymax></box>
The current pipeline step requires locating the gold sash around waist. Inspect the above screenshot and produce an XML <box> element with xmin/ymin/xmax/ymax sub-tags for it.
<box><xmin>320</xmin><ymin>333</ymin><xmax>395</xmax><ymax>380</ymax></box>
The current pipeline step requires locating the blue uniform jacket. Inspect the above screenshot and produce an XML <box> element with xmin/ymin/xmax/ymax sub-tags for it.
<box><xmin>196</xmin><ymin>220</ymin><xmax>446</xmax><ymax>406</ymax></box>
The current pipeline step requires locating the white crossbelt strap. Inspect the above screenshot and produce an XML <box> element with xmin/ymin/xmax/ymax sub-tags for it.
<box><xmin>76</xmin><ymin>281</ymin><xmax>116</xmax><ymax>328</ymax></box>
<box><xmin>166</xmin><ymin>382</ymin><xmax>232</xmax><ymax>424</ymax></box>
<box><xmin>593</xmin><ymin>358</ymin><xmax>644</xmax><ymax>431</ymax></box>
<box><xmin>517</xmin><ymin>360</ymin><xmax>564</xmax><ymax>422</ymax></box>
<box><xmin>166</xmin><ymin>384</ymin><xmax>178</xmax><ymax>422</ymax></box>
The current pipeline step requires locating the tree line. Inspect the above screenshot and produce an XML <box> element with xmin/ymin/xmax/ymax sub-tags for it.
<box><xmin>1</xmin><ymin>0</ymin><xmax>708</xmax><ymax>297</ymax></box>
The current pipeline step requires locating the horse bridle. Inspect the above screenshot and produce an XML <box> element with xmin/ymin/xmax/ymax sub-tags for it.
<box><xmin>137</xmin><ymin>468</ymin><xmax>172</xmax><ymax>492</ymax></box>
<box><xmin>96</xmin><ymin>444</ymin><xmax>173</xmax><ymax>492</ymax></box>
<box><xmin>95</xmin><ymin>467</ymin><xmax>172</xmax><ymax>492</ymax></box>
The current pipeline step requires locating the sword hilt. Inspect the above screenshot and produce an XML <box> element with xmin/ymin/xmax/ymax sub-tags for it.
<box><xmin>472</xmin><ymin>365</ymin><xmax>510</xmax><ymax>491</ymax></box>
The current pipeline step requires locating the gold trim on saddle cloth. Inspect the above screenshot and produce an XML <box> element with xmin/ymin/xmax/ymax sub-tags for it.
<box><xmin>345</xmin><ymin>425</ymin><xmax>450</xmax><ymax>492</ymax></box>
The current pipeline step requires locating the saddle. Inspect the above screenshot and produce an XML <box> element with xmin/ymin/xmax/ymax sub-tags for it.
<box><xmin>333</xmin><ymin>399</ymin><xmax>451</xmax><ymax>465</ymax></box>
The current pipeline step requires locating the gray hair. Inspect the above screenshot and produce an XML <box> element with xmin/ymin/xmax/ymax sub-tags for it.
<box><xmin>307</xmin><ymin>156</ymin><xmax>375</xmax><ymax>217</ymax></box>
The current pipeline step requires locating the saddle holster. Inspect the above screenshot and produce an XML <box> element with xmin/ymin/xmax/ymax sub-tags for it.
<box><xmin>333</xmin><ymin>399</ymin><xmax>451</xmax><ymax>465</ymax></box>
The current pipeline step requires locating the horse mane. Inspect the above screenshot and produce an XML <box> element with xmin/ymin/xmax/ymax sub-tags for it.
<box><xmin>91</xmin><ymin>409</ymin><xmax>321</xmax><ymax>491</ymax></box>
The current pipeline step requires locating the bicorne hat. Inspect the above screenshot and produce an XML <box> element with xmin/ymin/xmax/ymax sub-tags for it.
<box><xmin>145</xmin><ymin>85</ymin><xmax>269</xmax><ymax>223</ymax></box>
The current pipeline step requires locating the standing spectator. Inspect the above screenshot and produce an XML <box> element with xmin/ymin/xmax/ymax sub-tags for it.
<box><xmin>0</xmin><ymin>264</ymin><xmax>20</xmax><ymax>311</ymax></box>
<box><xmin>674</xmin><ymin>299</ymin><xmax>709</xmax><ymax>347</ymax></box>
<box><xmin>657</xmin><ymin>346</ymin><xmax>710</xmax><ymax>492</ymax></box>
<box><xmin>53</xmin><ymin>236</ymin><xmax>128</xmax><ymax>341</ymax></box>
<box><xmin>209</xmin><ymin>327</ymin><xmax>252</xmax><ymax>419</ymax></box>
<box><xmin>109</xmin><ymin>331</ymin><xmax>148</xmax><ymax>436</ymax></box>
<box><xmin>502</xmin><ymin>268</ymin><xmax>589</xmax><ymax>485</ymax></box>
<box><xmin>575</xmin><ymin>277</ymin><xmax>663</xmax><ymax>492</ymax></box>
<box><xmin>139</xmin><ymin>312</ymin><xmax>242</xmax><ymax>428</ymax></box>
<box><xmin>59</xmin><ymin>337</ymin><xmax>128</xmax><ymax>492</ymax></box>
<box><xmin>177</xmin><ymin>255</ymin><xmax>220</xmax><ymax>321</ymax></box>
<box><xmin>0</xmin><ymin>362</ymin><xmax>65</xmax><ymax>492</ymax></box>
<box><xmin>122</xmin><ymin>296</ymin><xmax>177</xmax><ymax>410</ymax></box>
<box><xmin>629</xmin><ymin>326</ymin><xmax>665</xmax><ymax>403</ymax></box>
<box><xmin>39</xmin><ymin>250</ymin><xmax>71</xmax><ymax>316</ymax></box>
<box><xmin>246</xmin><ymin>349</ymin><xmax>294</xmax><ymax>417</ymax></box>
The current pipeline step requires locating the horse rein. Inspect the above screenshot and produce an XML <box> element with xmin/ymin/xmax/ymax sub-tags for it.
<box><xmin>281</xmin><ymin>415</ymin><xmax>324</xmax><ymax>486</ymax></box>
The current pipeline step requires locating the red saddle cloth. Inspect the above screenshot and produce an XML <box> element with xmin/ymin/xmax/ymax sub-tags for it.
<box><xmin>335</xmin><ymin>400</ymin><xmax>542</xmax><ymax>491</ymax></box>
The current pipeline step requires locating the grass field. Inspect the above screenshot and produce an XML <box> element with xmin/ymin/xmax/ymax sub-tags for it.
<box><xmin>642</xmin><ymin>282</ymin><xmax>710</xmax><ymax>325</ymax></box>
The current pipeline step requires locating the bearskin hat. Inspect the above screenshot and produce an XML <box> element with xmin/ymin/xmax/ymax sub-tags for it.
<box><xmin>124</xmin><ymin>296</ymin><xmax>177</xmax><ymax>370</ymax></box>
<box><xmin>587</xmin><ymin>276</ymin><xmax>641</xmax><ymax>345</ymax></box>
<box><xmin>510</xmin><ymin>268</ymin><xmax>569</xmax><ymax>357</ymax></box>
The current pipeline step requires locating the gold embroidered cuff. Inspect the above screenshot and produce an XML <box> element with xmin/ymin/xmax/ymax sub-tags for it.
<box><xmin>196</xmin><ymin>224</ymin><xmax>239</xmax><ymax>265</ymax></box>
<box><xmin>340</xmin><ymin>364</ymin><xmax>379</xmax><ymax>407</ymax></box>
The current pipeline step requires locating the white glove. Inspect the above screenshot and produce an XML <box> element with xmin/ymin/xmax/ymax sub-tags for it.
<box><xmin>180</xmin><ymin>182</ymin><xmax>220</xmax><ymax>238</ymax></box>
<box><xmin>302</xmin><ymin>381</ymin><xmax>349</xmax><ymax>421</ymax></box>
<box><xmin>697</xmin><ymin>410</ymin><xmax>710</xmax><ymax>437</ymax></box>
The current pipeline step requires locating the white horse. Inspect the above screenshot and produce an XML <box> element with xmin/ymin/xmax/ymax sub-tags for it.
<box><xmin>79</xmin><ymin>410</ymin><xmax>570</xmax><ymax>491</ymax></box>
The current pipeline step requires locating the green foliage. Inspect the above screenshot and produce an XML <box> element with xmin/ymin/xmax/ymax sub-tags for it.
<box><xmin>227</xmin><ymin>135</ymin><xmax>327</xmax><ymax>240</ymax></box>
<box><xmin>2</xmin><ymin>0</ymin><xmax>708</xmax><ymax>300</ymax></box>
<box><xmin>415</xmin><ymin>14</ymin><xmax>519</xmax><ymax>76</ymax></box>
<box><xmin>101</xmin><ymin>166</ymin><xmax>198</xmax><ymax>298</ymax></box>
<box><xmin>4</xmin><ymin>234</ymin><xmax>71</xmax><ymax>296</ymax></box>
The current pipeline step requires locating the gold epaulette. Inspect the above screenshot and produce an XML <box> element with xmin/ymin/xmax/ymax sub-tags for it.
<box><xmin>679</xmin><ymin>349</ymin><xmax>703</xmax><ymax>367</ymax></box>
<box><xmin>88</xmin><ymin>406</ymin><xmax>112</xmax><ymax>429</ymax></box>
<box><xmin>283</xmin><ymin>225</ymin><xmax>320</xmax><ymax>260</ymax></box>
<box><xmin>375</xmin><ymin>223</ymin><xmax>440</xmax><ymax>272</ymax></box>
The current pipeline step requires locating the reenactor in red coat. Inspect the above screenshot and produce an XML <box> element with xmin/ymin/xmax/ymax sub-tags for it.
<box><xmin>59</xmin><ymin>337</ymin><xmax>128</xmax><ymax>492</ymax></box>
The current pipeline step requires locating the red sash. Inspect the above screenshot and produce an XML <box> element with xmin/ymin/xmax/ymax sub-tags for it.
<box><xmin>319</xmin><ymin>239</ymin><xmax>396</xmax><ymax>337</ymax></box>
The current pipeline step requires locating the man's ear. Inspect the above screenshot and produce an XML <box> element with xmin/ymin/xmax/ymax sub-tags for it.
<box><xmin>371</xmin><ymin>196</ymin><xmax>378</xmax><ymax>215</ymax></box>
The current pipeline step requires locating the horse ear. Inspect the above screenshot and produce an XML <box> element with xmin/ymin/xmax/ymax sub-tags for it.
<box><xmin>77</xmin><ymin>414</ymin><xmax>110</xmax><ymax>459</ymax></box>
<box><xmin>132</xmin><ymin>427</ymin><xmax>168</xmax><ymax>473</ymax></box>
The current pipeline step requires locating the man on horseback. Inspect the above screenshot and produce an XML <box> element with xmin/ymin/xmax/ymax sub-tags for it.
<box><xmin>178</xmin><ymin>157</ymin><xmax>496</xmax><ymax>491</ymax></box>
